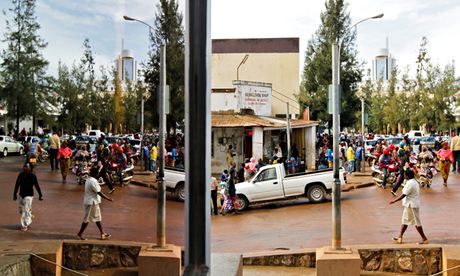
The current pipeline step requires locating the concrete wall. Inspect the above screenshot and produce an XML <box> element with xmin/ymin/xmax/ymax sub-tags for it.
<box><xmin>212</xmin><ymin>127</ymin><xmax>245</xmax><ymax>174</ymax></box>
<box><xmin>211</xmin><ymin>92</ymin><xmax>238</xmax><ymax>112</ymax></box>
<box><xmin>211</xmin><ymin>52</ymin><xmax>299</xmax><ymax>117</ymax></box>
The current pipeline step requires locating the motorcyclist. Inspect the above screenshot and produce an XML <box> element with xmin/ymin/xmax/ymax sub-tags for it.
<box><xmin>27</xmin><ymin>138</ymin><xmax>39</xmax><ymax>169</ymax></box>
<box><xmin>75</xmin><ymin>144</ymin><xmax>90</xmax><ymax>163</ymax></box>
<box><xmin>391</xmin><ymin>142</ymin><xmax>411</xmax><ymax>195</ymax></box>
<box><xmin>115</xmin><ymin>146</ymin><xmax>127</xmax><ymax>169</ymax></box>
<box><xmin>378</xmin><ymin>148</ymin><xmax>393</xmax><ymax>189</ymax></box>
<box><xmin>95</xmin><ymin>140</ymin><xmax>115</xmax><ymax>193</ymax></box>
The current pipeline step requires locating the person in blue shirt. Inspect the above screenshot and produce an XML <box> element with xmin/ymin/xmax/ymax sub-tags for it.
<box><xmin>355</xmin><ymin>141</ymin><xmax>363</xmax><ymax>172</ymax></box>
<box><xmin>142</xmin><ymin>144</ymin><xmax>150</xmax><ymax>171</ymax></box>
<box><xmin>326</xmin><ymin>146</ymin><xmax>333</xmax><ymax>168</ymax></box>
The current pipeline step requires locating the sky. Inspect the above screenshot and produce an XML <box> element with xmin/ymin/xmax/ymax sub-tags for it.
<box><xmin>0</xmin><ymin>0</ymin><xmax>459</xmax><ymax>79</ymax></box>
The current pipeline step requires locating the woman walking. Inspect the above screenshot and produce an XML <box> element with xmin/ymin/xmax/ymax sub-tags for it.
<box><xmin>437</xmin><ymin>141</ymin><xmax>454</xmax><ymax>186</ymax></box>
<box><xmin>13</xmin><ymin>163</ymin><xmax>43</xmax><ymax>231</ymax></box>
<box><xmin>58</xmin><ymin>141</ymin><xmax>73</xmax><ymax>183</ymax></box>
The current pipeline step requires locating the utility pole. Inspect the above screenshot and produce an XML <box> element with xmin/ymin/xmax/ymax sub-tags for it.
<box><xmin>361</xmin><ymin>97</ymin><xmax>365</xmax><ymax>173</ymax></box>
<box><xmin>140</xmin><ymin>96</ymin><xmax>144</xmax><ymax>134</ymax></box>
<box><xmin>184</xmin><ymin>0</ymin><xmax>211</xmax><ymax>274</ymax></box>
<box><xmin>286</xmin><ymin>102</ymin><xmax>291</xmax><ymax>162</ymax></box>
<box><xmin>156</xmin><ymin>44</ymin><xmax>166</xmax><ymax>248</ymax></box>
<box><xmin>331</xmin><ymin>42</ymin><xmax>342</xmax><ymax>250</ymax></box>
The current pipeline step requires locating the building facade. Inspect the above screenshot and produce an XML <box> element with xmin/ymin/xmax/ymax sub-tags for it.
<box><xmin>211</xmin><ymin>38</ymin><xmax>300</xmax><ymax>118</ymax></box>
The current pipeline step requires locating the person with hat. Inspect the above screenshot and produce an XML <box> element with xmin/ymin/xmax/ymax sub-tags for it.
<box><xmin>13</xmin><ymin>163</ymin><xmax>43</xmax><ymax>231</ymax></box>
<box><xmin>437</xmin><ymin>141</ymin><xmax>454</xmax><ymax>186</ymax></box>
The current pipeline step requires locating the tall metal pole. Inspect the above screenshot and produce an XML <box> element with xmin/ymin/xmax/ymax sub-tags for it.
<box><xmin>286</xmin><ymin>102</ymin><xmax>291</xmax><ymax>161</ymax></box>
<box><xmin>184</xmin><ymin>0</ymin><xmax>211</xmax><ymax>274</ymax></box>
<box><xmin>141</xmin><ymin>96</ymin><xmax>144</xmax><ymax>134</ymax></box>
<box><xmin>361</xmin><ymin>97</ymin><xmax>365</xmax><ymax>173</ymax></box>
<box><xmin>332</xmin><ymin>42</ymin><xmax>342</xmax><ymax>250</ymax></box>
<box><xmin>156</xmin><ymin>44</ymin><xmax>166</xmax><ymax>248</ymax></box>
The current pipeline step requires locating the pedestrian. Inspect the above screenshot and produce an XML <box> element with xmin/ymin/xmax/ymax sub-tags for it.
<box><xmin>57</xmin><ymin>141</ymin><xmax>73</xmax><ymax>183</ymax></box>
<box><xmin>237</xmin><ymin>163</ymin><xmax>245</xmax><ymax>183</ymax></box>
<box><xmin>77</xmin><ymin>167</ymin><xmax>113</xmax><ymax>240</ymax></box>
<box><xmin>389</xmin><ymin>169</ymin><xmax>429</xmax><ymax>244</ymax></box>
<box><xmin>226</xmin><ymin>145</ymin><xmax>235</xmax><ymax>169</ymax></box>
<box><xmin>346</xmin><ymin>144</ymin><xmax>355</xmax><ymax>175</ymax></box>
<box><xmin>150</xmin><ymin>143</ymin><xmax>158</xmax><ymax>173</ymax></box>
<box><xmin>49</xmin><ymin>131</ymin><xmax>60</xmax><ymax>171</ymax></box>
<box><xmin>221</xmin><ymin>168</ymin><xmax>238</xmax><ymax>215</ymax></box>
<box><xmin>451</xmin><ymin>131</ymin><xmax>460</xmax><ymax>173</ymax></box>
<box><xmin>13</xmin><ymin>163</ymin><xmax>43</xmax><ymax>231</ymax></box>
<box><xmin>210</xmin><ymin>176</ymin><xmax>218</xmax><ymax>216</ymax></box>
<box><xmin>355</xmin><ymin>141</ymin><xmax>363</xmax><ymax>172</ymax></box>
<box><xmin>437</xmin><ymin>141</ymin><xmax>454</xmax><ymax>186</ymax></box>
<box><xmin>326</xmin><ymin>146</ymin><xmax>333</xmax><ymax>168</ymax></box>
<box><xmin>142</xmin><ymin>143</ymin><xmax>150</xmax><ymax>171</ymax></box>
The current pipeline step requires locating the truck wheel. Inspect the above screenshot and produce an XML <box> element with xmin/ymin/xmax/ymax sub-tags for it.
<box><xmin>3</xmin><ymin>148</ymin><xmax>7</xmax><ymax>157</ymax></box>
<box><xmin>235</xmin><ymin>195</ymin><xmax>249</xmax><ymax>211</ymax></box>
<box><xmin>175</xmin><ymin>183</ymin><xmax>185</xmax><ymax>201</ymax></box>
<box><xmin>307</xmin><ymin>185</ymin><xmax>326</xmax><ymax>203</ymax></box>
<box><xmin>19</xmin><ymin>147</ymin><xmax>24</xmax><ymax>155</ymax></box>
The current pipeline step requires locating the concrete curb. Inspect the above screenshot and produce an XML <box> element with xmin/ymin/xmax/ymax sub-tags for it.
<box><xmin>342</xmin><ymin>182</ymin><xmax>375</xmax><ymax>192</ymax></box>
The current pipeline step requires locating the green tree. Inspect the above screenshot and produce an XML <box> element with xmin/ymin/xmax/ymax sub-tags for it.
<box><xmin>144</xmin><ymin>0</ymin><xmax>185</xmax><ymax>133</ymax></box>
<box><xmin>0</xmin><ymin>0</ymin><xmax>49</xmax><ymax>134</ymax></box>
<box><xmin>300</xmin><ymin>0</ymin><xmax>362</xmax><ymax>127</ymax></box>
<box><xmin>367</xmin><ymin>79</ymin><xmax>385</xmax><ymax>133</ymax></box>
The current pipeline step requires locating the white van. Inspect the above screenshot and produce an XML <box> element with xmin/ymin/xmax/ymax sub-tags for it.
<box><xmin>406</xmin><ymin>130</ymin><xmax>423</xmax><ymax>141</ymax></box>
<box><xmin>88</xmin><ymin>130</ymin><xmax>105</xmax><ymax>138</ymax></box>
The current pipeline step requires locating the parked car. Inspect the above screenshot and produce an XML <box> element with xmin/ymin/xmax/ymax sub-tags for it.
<box><xmin>386</xmin><ymin>137</ymin><xmax>403</xmax><ymax>147</ymax></box>
<box><xmin>106</xmin><ymin>136</ymin><xmax>121</xmax><ymax>147</ymax></box>
<box><xmin>234</xmin><ymin>164</ymin><xmax>344</xmax><ymax>210</ymax></box>
<box><xmin>75</xmin><ymin>135</ymin><xmax>90</xmax><ymax>148</ymax></box>
<box><xmin>129</xmin><ymin>139</ymin><xmax>141</xmax><ymax>153</ymax></box>
<box><xmin>0</xmin><ymin>135</ymin><xmax>25</xmax><ymax>157</ymax></box>
<box><xmin>88</xmin><ymin>130</ymin><xmax>105</xmax><ymax>138</ymax></box>
<box><xmin>420</xmin><ymin>136</ymin><xmax>436</xmax><ymax>149</ymax></box>
<box><xmin>364</xmin><ymin>139</ymin><xmax>377</xmax><ymax>154</ymax></box>
<box><xmin>406</xmin><ymin>130</ymin><xmax>423</xmax><ymax>141</ymax></box>
<box><xmin>158</xmin><ymin>167</ymin><xmax>186</xmax><ymax>201</ymax></box>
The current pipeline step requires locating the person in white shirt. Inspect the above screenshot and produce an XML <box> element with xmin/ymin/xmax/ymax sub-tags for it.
<box><xmin>389</xmin><ymin>169</ymin><xmax>428</xmax><ymax>244</ymax></box>
<box><xmin>77</xmin><ymin>167</ymin><xmax>113</xmax><ymax>240</ymax></box>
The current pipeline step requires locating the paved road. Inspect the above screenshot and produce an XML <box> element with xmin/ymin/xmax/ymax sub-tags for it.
<box><xmin>1</xmin><ymin>156</ymin><xmax>459</xmax><ymax>254</ymax></box>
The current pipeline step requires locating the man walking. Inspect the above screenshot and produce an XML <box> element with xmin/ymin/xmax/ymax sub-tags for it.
<box><xmin>77</xmin><ymin>167</ymin><xmax>113</xmax><ymax>240</ymax></box>
<box><xmin>13</xmin><ymin>163</ymin><xmax>43</xmax><ymax>231</ymax></box>
<box><xmin>355</xmin><ymin>141</ymin><xmax>363</xmax><ymax>172</ymax></box>
<box><xmin>389</xmin><ymin>169</ymin><xmax>428</xmax><ymax>244</ymax></box>
<box><xmin>451</xmin><ymin>131</ymin><xmax>460</xmax><ymax>173</ymax></box>
<box><xmin>49</xmin><ymin>131</ymin><xmax>60</xmax><ymax>171</ymax></box>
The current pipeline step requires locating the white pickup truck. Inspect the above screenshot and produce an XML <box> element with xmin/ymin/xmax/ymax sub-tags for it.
<box><xmin>161</xmin><ymin>167</ymin><xmax>186</xmax><ymax>201</ymax></box>
<box><xmin>235</xmin><ymin>164</ymin><xmax>344</xmax><ymax>211</ymax></box>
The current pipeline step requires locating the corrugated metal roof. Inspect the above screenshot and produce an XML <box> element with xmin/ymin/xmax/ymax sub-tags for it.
<box><xmin>212</xmin><ymin>112</ymin><xmax>318</xmax><ymax>128</ymax></box>
<box><xmin>212</xmin><ymin>113</ymin><xmax>277</xmax><ymax>127</ymax></box>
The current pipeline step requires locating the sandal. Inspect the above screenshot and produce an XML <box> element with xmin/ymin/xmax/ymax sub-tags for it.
<box><xmin>76</xmin><ymin>235</ymin><xmax>87</xmax><ymax>240</ymax></box>
<box><xmin>101</xmin><ymin>233</ymin><xmax>111</xmax><ymax>240</ymax></box>
<box><xmin>20</xmin><ymin>226</ymin><xmax>28</xmax><ymax>232</ymax></box>
<box><xmin>392</xmin><ymin>237</ymin><xmax>402</xmax><ymax>244</ymax></box>
<box><xmin>418</xmin><ymin>240</ymin><xmax>429</xmax><ymax>245</ymax></box>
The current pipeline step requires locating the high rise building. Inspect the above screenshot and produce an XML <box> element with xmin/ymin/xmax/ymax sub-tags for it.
<box><xmin>116</xmin><ymin>49</ymin><xmax>137</xmax><ymax>83</ymax></box>
<box><xmin>371</xmin><ymin>39</ymin><xmax>396</xmax><ymax>81</ymax></box>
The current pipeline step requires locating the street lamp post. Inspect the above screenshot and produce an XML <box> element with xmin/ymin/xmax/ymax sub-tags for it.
<box><xmin>331</xmin><ymin>13</ymin><xmax>383</xmax><ymax>251</ymax></box>
<box><xmin>236</xmin><ymin>54</ymin><xmax>249</xmax><ymax>80</ymax></box>
<box><xmin>123</xmin><ymin>15</ymin><xmax>167</xmax><ymax>248</ymax></box>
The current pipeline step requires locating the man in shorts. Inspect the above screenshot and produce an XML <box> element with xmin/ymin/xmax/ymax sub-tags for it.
<box><xmin>77</xmin><ymin>167</ymin><xmax>113</xmax><ymax>240</ymax></box>
<box><xmin>389</xmin><ymin>169</ymin><xmax>429</xmax><ymax>244</ymax></box>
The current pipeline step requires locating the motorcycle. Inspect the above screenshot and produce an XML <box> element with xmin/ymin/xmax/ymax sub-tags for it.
<box><xmin>372</xmin><ymin>162</ymin><xmax>399</xmax><ymax>187</ymax></box>
<box><xmin>416</xmin><ymin>165</ymin><xmax>437</xmax><ymax>187</ymax></box>
<box><xmin>73</xmin><ymin>160</ymin><xmax>90</xmax><ymax>185</ymax></box>
<box><xmin>108</xmin><ymin>160</ymin><xmax>134</xmax><ymax>186</ymax></box>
